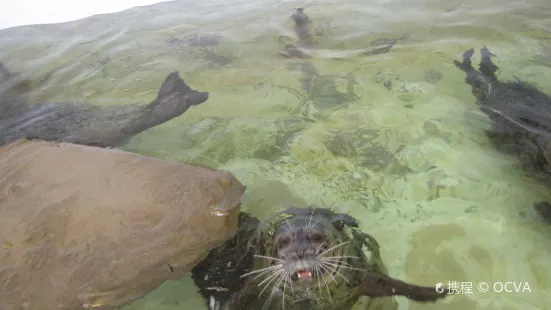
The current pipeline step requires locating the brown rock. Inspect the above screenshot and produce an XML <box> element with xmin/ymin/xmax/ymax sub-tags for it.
<box><xmin>0</xmin><ymin>139</ymin><xmax>245</xmax><ymax>310</ymax></box>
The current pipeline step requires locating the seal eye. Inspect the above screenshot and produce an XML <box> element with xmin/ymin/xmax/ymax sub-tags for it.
<box><xmin>309</xmin><ymin>232</ymin><xmax>324</xmax><ymax>242</ymax></box>
<box><xmin>278</xmin><ymin>236</ymin><xmax>291</xmax><ymax>247</ymax></box>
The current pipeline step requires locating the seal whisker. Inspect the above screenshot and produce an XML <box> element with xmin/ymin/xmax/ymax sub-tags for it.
<box><xmin>309</xmin><ymin>219</ymin><xmax>321</xmax><ymax>231</ymax></box>
<box><xmin>258</xmin><ymin>268</ymin><xmax>285</xmax><ymax>287</ymax></box>
<box><xmin>317</xmin><ymin>261</ymin><xmax>338</xmax><ymax>284</ymax></box>
<box><xmin>252</xmin><ymin>268</ymin><xmax>282</xmax><ymax>281</ymax></box>
<box><xmin>241</xmin><ymin>265</ymin><xmax>282</xmax><ymax>278</ymax></box>
<box><xmin>321</xmin><ymin>256</ymin><xmax>359</xmax><ymax>267</ymax></box>
<box><xmin>321</xmin><ymin>258</ymin><xmax>353</xmax><ymax>268</ymax></box>
<box><xmin>307</xmin><ymin>207</ymin><xmax>315</xmax><ymax>230</ymax></box>
<box><xmin>283</xmin><ymin>218</ymin><xmax>294</xmax><ymax>232</ymax></box>
<box><xmin>318</xmin><ymin>241</ymin><xmax>349</xmax><ymax>257</ymax></box>
<box><xmin>263</xmin><ymin>270</ymin><xmax>286</xmax><ymax>310</ymax></box>
<box><xmin>286</xmin><ymin>268</ymin><xmax>295</xmax><ymax>295</ymax></box>
<box><xmin>315</xmin><ymin>241</ymin><xmax>326</xmax><ymax>254</ymax></box>
<box><xmin>315</xmin><ymin>262</ymin><xmax>333</xmax><ymax>302</ymax></box>
<box><xmin>320</xmin><ymin>261</ymin><xmax>350</xmax><ymax>284</ymax></box>
<box><xmin>314</xmin><ymin>263</ymin><xmax>323</xmax><ymax>297</ymax></box>
<box><xmin>258</xmin><ymin>275</ymin><xmax>286</xmax><ymax>308</ymax></box>
<box><xmin>281</xmin><ymin>268</ymin><xmax>293</xmax><ymax>309</ymax></box>
<box><xmin>240</xmin><ymin>264</ymin><xmax>283</xmax><ymax>278</ymax></box>
<box><xmin>321</xmin><ymin>255</ymin><xmax>359</xmax><ymax>260</ymax></box>
<box><xmin>322</xmin><ymin>261</ymin><xmax>366</xmax><ymax>272</ymax></box>
<box><xmin>254</xmin><ymin>254</ymin><xmax>285</xmax><ymax>262</ymax></box>
<box><xmin>273</xmin><ymin>270</ymin><xmax>289</xmax><ymax>309</ymax></box>
<box><xmin>258</xmin><ymin>268</ymin><xmax>286</xmax><ymax>303</ymax></box>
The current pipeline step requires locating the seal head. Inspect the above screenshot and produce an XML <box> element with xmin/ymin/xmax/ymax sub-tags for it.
<box><xmin>257</xmin><ymin>207</ymin><xmax>358</xmax><ymax>291</ymax></box>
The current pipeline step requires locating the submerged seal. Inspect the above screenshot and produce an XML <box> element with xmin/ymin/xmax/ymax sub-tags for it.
<box><xmin>279</xmin><ymin>8</ymin><xmax>315</xmax><ymax>59</ymax></box>
<box><xmin>0</xmin><ymin>64</ymin><xmax>209</xmax><ymax>148</ymax></box>
<box><xmin>280</xmin><ymin>8</ymin><xmax>407</xmax><ymax>59</ymax></box>
<box><xmin>191</xmin><ymin>207</ymin><xmax>448</xmax><ymax>309</ymax></box>
<box><xmin>454</xmin><ymin>47</ymin><xmax>551</xmax><ymax>223</ymax></box>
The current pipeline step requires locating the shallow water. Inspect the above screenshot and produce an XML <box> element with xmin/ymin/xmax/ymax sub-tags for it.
<box><xmin>1</xmin><ymin>0</ymin><xmax>551</xmax><ymax>309</ymax></box>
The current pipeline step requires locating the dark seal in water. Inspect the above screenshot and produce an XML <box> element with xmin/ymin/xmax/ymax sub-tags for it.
<box><xmin>0</xmin><ymin>63</ymin><xmax>209</xmax><ymax>148</ymax></box>
<box><xmin>280</xmin><ymin>8</ymin><xmax>407</xmax><ymax>60</ymax></box>
<box><xmin>279</xmin><ymin>8</ymin><xmax>315</xmax><ymax>59</ymax></box>
<box><xmin>191</xmin><ymin>207</ymin><xmax>448</xmax><ymax>309</ymax></box>
<box><xmin>454</xmin><ymin>47</ymin><xmax>551</xmax><ymax>223</ymax></box>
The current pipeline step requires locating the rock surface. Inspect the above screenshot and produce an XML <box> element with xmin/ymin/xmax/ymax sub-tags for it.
<box><xmin>0</xmin><ymin>139</ymin><xmax>245</xmax><ymax>310</ymax></box>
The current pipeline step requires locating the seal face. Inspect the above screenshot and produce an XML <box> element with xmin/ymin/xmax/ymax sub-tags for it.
<box><xmin>191</xmin><ymin>207</ymin><xmax>448</xmax><ymax>310</ymax></box>
<box><xmin>454</xmin><ymin>47</ymin><xmax>551</xmax><ymax>223</ymax></box>
<box><xmin>246</xmin><ymin>207</ymin><xmax>374</xmax><ymax>309</ymax></box>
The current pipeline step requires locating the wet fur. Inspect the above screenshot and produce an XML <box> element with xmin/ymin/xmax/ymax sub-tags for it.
<box><xmin>191</xmin><ymin>207</ymin><xmax>447</xmax><ymax>309</ymax></box>
<box><xmin>454</xmin><ymin>47</ymin><xmax>551</xmax><ymax>223</ymax></box>
<box><xmin>0</xmin><ymin>64</ymin><xmax>209</xmax><ymax>148</ymax></box>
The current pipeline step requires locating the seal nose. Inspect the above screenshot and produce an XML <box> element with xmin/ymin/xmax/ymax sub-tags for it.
<box><xmin>291</xmin><ymin>242</ymin><xmax>316</xmax><ymax>259</ymax></box>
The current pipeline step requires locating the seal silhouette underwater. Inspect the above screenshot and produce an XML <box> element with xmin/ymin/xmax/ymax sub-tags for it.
<box><xmin>280</xmin><ymin>8</ymin><xmax>406</xmax><ymax>60</ymax></box>
<box><xmin>0</xmin><ymin>63</ymin><xmax>209</xmax><ymax>148</ymax></box>
<box><xmin>453</xmin><ymin>47</ymin><xmax>551</xmax><ymax>223</ymax></box>
<box><xmin>191</xmin><ymin>207</ymin><xmax>448</xmax><ymax>310</ymax></box>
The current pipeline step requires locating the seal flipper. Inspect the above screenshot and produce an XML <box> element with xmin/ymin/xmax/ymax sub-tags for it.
<box><xmin>453</xmin><ymin>48</ymin><xmax>475</xmax><ymax>73</ymax></box>
<box><xmin>143</xmin><ymin>71</ymin><xmax>208</xmax><ymax>119</ymax></box>
<box><xmin>105</xmin><ymin>72</ymin><xmax>209</xmax><ymax>147</ymax></box>
<box><xmin>454</xmin><ymin>48</ymin><xmax>493</xmax><ymax>101</ymax></box>
<box><xmin>479</xmin><ymin>46</ymin><xmax>499</xmax><ymax>83</ymax></box>
<box><xmin>359</xmin><ymin>270</ymin><xmax>448</xmax><ymax>303</ymax></box>
<box><xmin>154</xmin><ymin>71</ymin><xmax>209</xmax><ymax>106</ymax></box>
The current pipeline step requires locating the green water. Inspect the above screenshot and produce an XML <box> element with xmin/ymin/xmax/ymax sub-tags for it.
<box><xmin>1</xmin><ymin>0</ymin><xmax>551</xmax><ymax>308</ymax></box>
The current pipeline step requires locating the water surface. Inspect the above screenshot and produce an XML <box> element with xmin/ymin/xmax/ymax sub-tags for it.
<box><xmin>1</xmin><ymin>0</ymin><xmax>550</xmax><ymax>309</ymax></box>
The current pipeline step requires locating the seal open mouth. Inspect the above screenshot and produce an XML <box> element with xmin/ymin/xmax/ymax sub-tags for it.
<box><xmin>292</xmin><ymin>269</ymin><xmax>313</xmax><ymax>281</ymax></box>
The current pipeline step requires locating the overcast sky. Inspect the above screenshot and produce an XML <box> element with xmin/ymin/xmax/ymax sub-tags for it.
<box><xmin>0</xmin><ymin>0</ymin><xmax>166</xmax><ymax>30</ymax></box>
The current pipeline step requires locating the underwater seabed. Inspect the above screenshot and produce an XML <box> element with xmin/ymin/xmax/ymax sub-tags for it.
<box><xmin>1</xmin><ymin>0</ymin><xmax>550</xmax><ymax>308</ymax></box>
<box><xmin>121</xmin><ymin>45</ymin><xmax>551</xmax><ymax>309</ymax></box>
<box><xmin>117</xmin><ymin>15</ymin><xmax>551</xmax><ymax>310</ymax></box>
